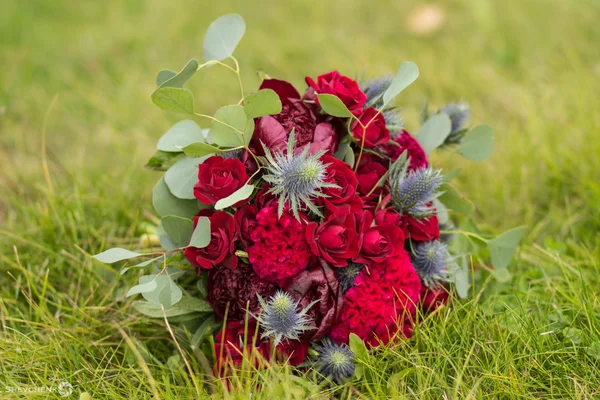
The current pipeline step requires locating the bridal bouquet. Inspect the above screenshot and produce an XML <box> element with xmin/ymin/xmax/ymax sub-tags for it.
<box><xmin>93</xmin><ymin>14</ymin><xmax>524</xmax><ymax>384</ymax></box>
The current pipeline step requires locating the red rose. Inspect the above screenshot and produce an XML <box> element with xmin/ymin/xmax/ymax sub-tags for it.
<box><xmin>381</xmin><ymin>130</ymin><xmax>428</xmax><ymax>171</ymax></box>
<box><xmin>305</xmin><ymin>70</ymin><xmax>366</xmax><ymax>113</ymax></box>
<box><xmin>420</xmin><ymin>285</ymin><xmax>450</xmax><ymax>313</ymax></box>
<box><xmin>321</xmin><ymin>155</ymin><xmax>362</xmax><ymax>215</ymax></box>
<box><xmin>285</xmin><ymin>262</ymin><xmax>344</xmax><ymax>341</ymax></box>
<box><xmin>234</xmin><ymin>204</ymin><xmax>258</xmax><ymax>247</ymax></box>
<box><xmin>401</xmin><ymin>215</ymin><xmax>440</xmax><ymax>241</ymax></box>
<box><xmin>356</xmin><ymin>155</ymin><xmax>388</xmax><ymax>197</ymax></box>
<box><xmin>194</xmin><ymin>156</ymin><xmax>248</xmax><ymax>205</ymax></box>
<box><xmin>251</xmin><ymin>79</ymin><xmax>339</xmax><ymax>157</ymax></box>
<box><xmin>214</xmin><ymin>320</ymin><xmax>270</xmax><ymax>373</ymax></box>
<box><xmin>274</xmin><ymin>340</ymin><xmax>309</xmax><ymax>366</ymax></box>
<box><xmin>375</xmin><ymin>208</ymin><xmax>402</xmax><ymax>226</ymax></box>
<box><xmin>354</xmin><ymin>212</ymin><xmax>405</xmax><ymax>265</ymax></box>
<box><xmin>184</xmin><ymin>211</ymin><xmax>237</xmax><ymax>271</ymax></box>
<box><xmin>351</xmin><ymin>107</ymin><xmax>390</xmax><ymax>148</ymax></box>
<box><xmin>306</xmin><ymin>214</ymin><xmax>359</xmax><ymax>267</ymax></box>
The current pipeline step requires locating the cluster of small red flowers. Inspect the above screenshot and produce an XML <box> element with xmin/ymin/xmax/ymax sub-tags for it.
<box><xmin>183</xmin><ymin>71</ymin><xmax>449</xmax><ymax>368</ymax></box>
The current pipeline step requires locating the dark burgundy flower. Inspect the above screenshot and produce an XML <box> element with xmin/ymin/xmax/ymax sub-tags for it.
<box><xmin>321</xmin><ymin>155</ymin><xmax>362</xmax><ymax>215</ymax></box>
<box><xmin>305</xmin><ymin>70</ymin><xmax>366</xmax><ymax>113</ymax></box>
<box><xmin>194</xmin><ymin>156</ymin><xmax>248</xmax><ymax>205</ymax></box>
<box><xmin>381</xmin><ymin>130</ymin><xmax>428</xmax><ymax>171</ymax></box>
<box><xmin>285</xmin><ymin>262</ymin><xmax>344</xmax><ymax>341</ymax></box>
<box><xmin>251</xmin><ymin>79</ymin><xmax>339</xmax><ymax>157</ymax></box>
<box><xmin>234</xmin><ymin>205</ymin><xmax>258</xmax><ymax>247</ymax></box>
<box><xmin>351</xmin><ymin>107</ymin><xmax>390</xmax><ymax>148</ymax></box>
<box><xmin>400</xmin><ymin>215</ymin><xmax>440</xmax><ymax>242</ymax></box>
<box><xmin>184</xmin><ymin>211</ymin><xmax>237</xmax><ymax>271</ymax></box>
<box><xmin>354</xmin><ymin>211</ymin><xmax>405</xmax><ymax>265</ymax></box>
<box><xmin>306</xmin><ymin>214</ymin><xmax>359</xmax><ymax>267</ymax></box>
<box><xmin>207</xmin><ymin>263</ymin><xmax>277</xmax><ymax>320</ymax></box>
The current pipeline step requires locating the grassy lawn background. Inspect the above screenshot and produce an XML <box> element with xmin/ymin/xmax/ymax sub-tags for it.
<box><xmin>1</xmin><ymin>0</ymin><xmax>599</xmax><ymax>398</ymax></box>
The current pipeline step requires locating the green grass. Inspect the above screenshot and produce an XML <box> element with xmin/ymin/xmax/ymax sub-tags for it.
<box><xmin>1</xmin><ymin>0</ymin><xmax>599</xmax><ymax>398</ymax></box>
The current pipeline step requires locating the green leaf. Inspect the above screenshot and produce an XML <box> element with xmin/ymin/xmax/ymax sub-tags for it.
<box><xmin>443</xmin><ymin>168</ymin><xmax>462</xmax><ymax>183</ymax></box>
<box><xmin>156</xmin><ymin>69</ymin><xmax>177</xmax><ymax>86</ymax></box>
<box><xmin>452</xmin><ymin>256</ymin><xmax>471</xmax><ymax>298</ymax></box>
<box><xmin>438</xmin><ymin>183</ymin><xmax>475</xmax><ymax>215</ymax></box>
<box><xmin>432</xmin><ymin>198</ymin><xmax>449</xmax><ymax>225</ymax></box>
<box><xmin>157</xmin><ymin>59</ymin><xmax>199</xmax><ymax>88</ymax></box>
<box><xmin>132</xmin><ymin>296</ymin><xmax>213</xmax><ymax>318</ymax></box>
<box><xmin>182</xmin><ymin>141</ymin><xmax>222</xmax><ymax>158</ymax></box>
<box><xmin>382</xmin><ymin>61</ymin><xmax>419</xmax><ymax>105</ymax></box>
<box><xmin>138</xmin><ymin>273</ymin><xmax>183</xmax><ymax>308</ymax></box>
<box><xmin>120</xmin><ymin>256</ymin><xmax>162</xmax><ymax>276</ymax></box>
<box><xmin>416</xmin><ymin>113</ymin><xmax>452</xmax><ymax>154</ymax></box>
<box><xmin>316</xmin><ymin>94</ymin><xmax>353</xmax><ymax>118</ymax></box>
<box><xmin>152</xmin><ymin>87</ymin><xmax>195</xmax><ymax>114</ymax></box>
<box><xmin>189</xmin><ymin>217</ymin><xmax>211</xmax><ymax>248</ymax></box>
<box><xmin>157</xmin><ymin>120</ymin><xmax>207</xmax><ymax>152</ymax></box>
<box><xmin>164</xmin><ymin>156</ymin><xmax>209</xmax><ymax>199</ymax></box>
<box><xmin>93</xmin><ymin>248</ymin><xmax>143</xmax><ymax>264</ymax></box>
<box><xmin>126</xmin><ymin>279</ymin><xmax>158</xmax><ymax>297</ymax></box>
<box><xmin>161</xmin><ymin>216</ymin><xmax>193</xmax><ymax>248</ymax></box>
<box><xmin>457</xmin><ymin>124</ymin><xmax>495</xmax><ymax>161</ymax></box>
<box><xmin>215</xmin><ymin>184</ymin><xmax>254</xmax><ymax>210</ymax></box>
<box><xmin>145</xmin><ymin>150</ymin><xmax>184</xmax><ymax>171</ymax></box>
<box><xmin>152</xmin><ymin>177</ymin><xmax>199</xmax><ymax>218</ymax></box>
<box><xmin>334</xmin><ymin>142</ymin><xmax>355</xmax><ymax>168</ymax></box>
<box><xmin>191</xmin><ymin>315</ymin><xmax>221</xmax><ymax>348</ymax></box>
<box><xmin>491</xmin><ymin>268</ymin><xmax>512</xmax><ymax>283</ymax></box>
<box><xmin>243</xmin><ymin>89</ymin><xmax>282</xmax><ymax>118</ymax></box>
<box><xmin>349</xmin><ymin>333</ymin><xmax>368</xmax><ymax>360</ymax></box>
<box><xmin>210</xmin><ymin>105</ymin><xmax>254</xmax><ymax>147</ymax></box>
<box><xmin>203</xmin><ymin>14</ymin><xmax>246</xmax><ymax>62</ymax></box>
<box><xmin>487</xmin><ymin>226</ymin><xmax>526</xmax><ymax>269</ymax></box>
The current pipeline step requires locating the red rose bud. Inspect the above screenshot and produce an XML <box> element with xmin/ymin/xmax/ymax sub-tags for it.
<box><xmin>381</xmin><ymin>130</ymin><xmax>429</xmax><ymax>171</ymax></box>
<box><xmin>305</xmin><ymin>70</ymin><xmax>367</xmax><ymax>113</ymax></box>
<box><xmin>184</xmin><ymin>211</ymin><xmax>237</xmax><ymax>271</ymax></box>
<box><xmin>306</xmin><ymin>214</ymin><xmax>359</xmax><ymax>267</ymax></box>
<box><xmin>194</xmin><ymin>156</ymin><xmax>248</xmax><ymax>205</ymax></box>
<box><xmin>356</xmin><ymin>155</ymin><xmax>388</xmax><ymax>197</ymax></box>
<box><xmin>354</xmin><ymin>211</ymin><xmax>405</xmax><ymax>265</ymax></box>
<box><xmin>321</xmin><ymin>155</ymin><xmax>363</xmax><ymax>216</ymax></box>
<box><xmin>351</xmin><ymin>107</ymin><xmax>391</xmax><ymax>148</ymax></box>
<box><xmin>234</xmin><ymin>204</ymin><xmax>258</xmax><ymax>247</ymax></box>
<box><xmin>401</xmin><ymin>215</ymin><xmax>440</xmax><ymax>242</ymax></box>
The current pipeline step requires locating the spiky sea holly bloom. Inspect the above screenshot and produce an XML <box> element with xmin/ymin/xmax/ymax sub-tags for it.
<box><xmin>314</xmin><ymin>338</ymin><xmax>355</xmax><ymax>383</ymax></box>
<box><xmin>257</xmin><ymin>291</ymin><xmax>315</xmax><ymax>346</ymax></box>
<box><xmin>360</xmin><ymin>75</ymin><xmax>393</xmax><ymax>106</ymax></box>
<box><xmin>261</xmin><ymin>130</ymin><xmax>338</xmax><ymax>220</ymax></box>
<box><xmin>441</xmin><ymin>101</ymin><xmax>471</xmax><ymax>138</ymax></box>
<box><xmin>389</xmin><ymin>166</ymin><xmax>443</xmax><ymax>218</ymax></box>
<box><xmin>412</xmin><ymin>240</ymin><xmax>452</xmax><ymax>288</ymax></box>
<box><xmin>382</xmin><ymin>109</ymin><xmax>404</xmax><ymax>137</ymax></box>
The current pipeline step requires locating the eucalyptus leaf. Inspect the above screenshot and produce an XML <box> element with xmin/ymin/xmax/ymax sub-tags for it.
<box><xmin>182</xmin><ymin>141</ymin><xmax>222</xmax><ymax>157</ymax></box>
<box><xmin>157</xmin><ymin>120</ymin><xmax>207</xmax><ymax>152</ymax></box>
<box><xmin>416</xmin><ymin>113</ymin><xmax>452</xmax><ymax>154</ymax></box>
<box><xmin>145</xmin><ymin>150</ymin><xmax>185</xmax><ymax>171</ymax></box>
<box><xmin>132</xmin><ymin>296</ymin><xmax>213</xmax><ymax>318</ymax></box>
<box><xmin>158</xmin><ymin>59</ymin><xmax>199</xmax><ymax>88</ymax></box>
<box><xmin>244</xmin><ymin>89</ymin><xmax>282</xmax><ymax>118</ymax></box>
<box><xmin>203</xmin><ymin>14</ymin><xmax>246</xmax><ymax>63</ymax></box>
<box><xmin>189</xmin><ymin>217</ymin><xmax>211</xmax><ymax>248</ymax></box>
<box><xmin>152</xmin><ymin>87</ymin><xmax>195</xmax><ymax>114</ymax></box>
<box><xmin>457</xmin><ymin>124</ymin><xmax>495</xmax><ymax>161</ymax></box>
<box><xmin>487</xmin><ymin>226</ymin><xmax>526</xmax><ymax>269</ymax></box>
<box><xmin>152</xmin><ymin>177</ymin><xmax>199</xmax><ymax>218</ymax></box>
<box><xmin>214</xmin><ymin>184</ymin><xmax>254</xmax><ymax>210</ymax></box>
<box><xmin>382</xmin><ymin>62</ymin><xmax>419</xmax><ymax>105</ymax></box>
<box><xmin>120</xmin><ymin>256</ymin><xmax>162</xmax><ymax>276</ymax></box>
<box><xmin>156</xmin><ymin>69</ymin><xmax>177</xmax><ymax>86</ymax></box>
<box><xmin>164</xmin><ymin>156</ymin><xmax>209</xmax><ymax>199</ymax></box>
<box><xmin>126</xmin><ymin>279</ymin><xmax>158</xmax><ymax>298</ymax></box>
<box><xmin>316</xmin><ymin>94</ymin><xmax>353</xmax><ymax>118</ymax></box>
<box><xmin>93</xmin><ymin>248</ymin><xmax>143</xmax><ymax>264</ymax></box>
<box><xmin>492</xmin><ymin>268</ymin><xmax>512</xmax><ymax>283</ymax></box>
<box><xmin>139</xmin><ymin>273</ymin><xmax>183</xmax><ymax>308</ymax></box>
<box><xmin>438</xmin><ymin>183</ymin><xmax>475</xmax><ymax>214</ymax></box>
<box><xmin>453</xmin><ymin>256</ymin><xmax>471</xmax><ymax>299</ymax></box>
<box><xmin>432</xmin><ymin>198</ymin><xmax>449</xmax><ymax>225</ymax></box>
<box><xmin>334</xmin><ymin>142</ymin><xmax>355</xmax><ymax>168</ymax></box>
<box><xmin>161</xmin><ymin>216</ymin><xmax>193</xmax><ymax>248</ymax></box>
<box><xmin>210</xmin><ymin>105</ymin><xmax>254</xmax><ymax>147</ymax></box>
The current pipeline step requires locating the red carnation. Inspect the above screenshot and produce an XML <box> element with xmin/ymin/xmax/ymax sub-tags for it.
<box><xmin>247</xmin><ymin>206</ymin><xmax>312</xmax><ymax>285</ymax></box>
<box><xmin>306</xmin><ymin>214</ymin><xmax>359</xmax><ymax>267</ymax></box>
<box><xmin>194</xmin><ymin>156</ymin><xmax>248</xmax><ymax>205</ymax></box>
<box><xmin>351</xmin><ymin>107</ymin><xmax>390</xmax><ymax>148</ymax></box>
<box><xmin>321</xmin><ymin>155</ymin><xmax>362</xmax><ymax>216</ymax></box>
<box><xmin>183</xmin><ymin>211</ymin><xmax>237</xmax><ymax>271</ymax></box>
<box><xmin>207</xmin><ymin>263</ymin><xmax>277</xmax><ymax>320</ymax></box>
<box><xmin>382</xmin><ymin>130</ymin><xmax>428</xmax><ymax>171</ymax></box>
<box><xmin>305</xmin><ymin>70</ymin><xmax>366</xmax><ymax>113</ymax></box>
<box><xmin>330</xmin><ymin>250</ymin><xmax>422</xmax><ymax>347</ymax></box>
<box><xmin>354</xmin><ymin>212</ymin><xmax>405</xmax><ymax>265</ymax></box>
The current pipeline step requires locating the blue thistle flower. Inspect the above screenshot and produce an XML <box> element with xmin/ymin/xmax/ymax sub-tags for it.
<box><xmin>389</xmin><ymin>166</ymin><xmax>443</xmax><ymax>218</ymax></box>
<box><xmin>412</xmin><ymin>240</ymin><xmax>452</xmax><ymax>288</ymax></box>
<box><xmin>360</xmin><ymin>75</ymin><xmax>393</xmax><ymax>106</ymax></box>
<box><xmin>256</xmin><ymin>291</ymin><xmax>315</xmax><ymax>346</ymax></box>
<box><xmin>314</xmin><ymin>338</ymin><xmax>355</xmax><ymax>383</ymax></box>
<box><xmin>261</xmin><ymin>129</ymin><xmax>338</xmax><ymax>220</ymax></box>
<box><xmin>382</xmin><ymin>109</ymin><xmax>404</xmax><ymax>138</ymax></box>
<box><xmin>335</xmin><ymin>262</ymin><xmax>366</xmax><ymax>293</ymax></box>
<box><xmin>441</xmin><ymin>101</ymin><xmax>471</xmax><ymax>136</ymax></box>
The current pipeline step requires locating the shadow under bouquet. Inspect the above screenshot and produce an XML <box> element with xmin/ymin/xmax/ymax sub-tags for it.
<box><xmin>93</xmin><ymin>14</ymin><xmax>525</xmax><ymax>384</ymax></box>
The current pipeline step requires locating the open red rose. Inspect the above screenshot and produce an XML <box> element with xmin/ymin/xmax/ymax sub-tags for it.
<box><xmin>234</xmin><ymin>204</ymin><xmax>258</xmax><ymax>247</ymax></box>
<box><xmin>375</xmin><ymin>208</ymin><xmax>402</xmax><ymax>227</ymax></box>
<box><xmin>356</xmin><ymin>155</ymin><xmax>388</xmax><ymax>197</ymax></box>
<box><xmin>306</xmin><ymin>214</ymin><xmax>359</xmax><ymax>267</ymax></box>
<box><xmin>351</xmin><ymin>107</ymin><xmax>390</xmax><ymax>148</ymax></box>
<box><xmin>321</xmin><ymin>155</ymin><xmax>362</xmax><ymax>216</ymax></box>
<box><xmin>251</xmin><ymin>79</ymin><xmax>339</xmax><ymax>157</ymax></box>
<box><xmin>354</xmin><ymin>211</ymin><xmax>405</xmax><ymax>265</ymax></box>
<box><xmin>194</xmin><ymin>156</ymin><xmax>248</xmax><ymax>205</ymax></box>
<box><xmin>285</xmin><ymin>262</ymin><xmax>344</xmax><ymax>341</ymax></box>
<box><xmin>381</xmin><ymin>130</ymin><xmax>428</xmax><ymax>171</ymax></box>
<box><xmin>305</xmin><ymin>71</ymin><xmax>366</xmax><ymax>113</ymax></box>
<box><xmin>184</xmin><ymin>211</ymin><xmax>237</xmax><ymax>271</ymax></box>
<box><xmin>400</xmin><ymin>215</ymin><xmax>440</xmax><ymax>241</ymax></box>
